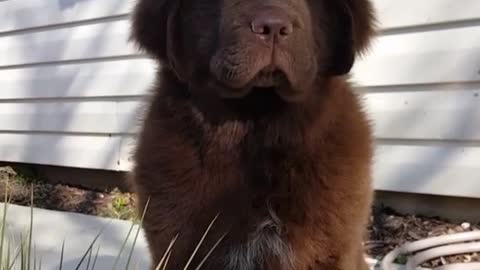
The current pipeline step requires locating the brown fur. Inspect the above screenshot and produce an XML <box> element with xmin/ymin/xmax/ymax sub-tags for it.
<box><xmin>130</xmin><ymin>0</ymin><xmax>376</xmax><ymax>269</ymax></box>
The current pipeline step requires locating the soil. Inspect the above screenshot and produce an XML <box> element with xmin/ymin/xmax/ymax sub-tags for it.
<box><xmin>1</xmin><ymin>166</ymin><xmax>480</xmax><ymax>268</ymax></box>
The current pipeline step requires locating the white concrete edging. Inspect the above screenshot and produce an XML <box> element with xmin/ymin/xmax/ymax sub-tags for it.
<box><xmin>4</xmin><ymin>204</ymin><xmax>415</xmax><ymax>270</ymax></box>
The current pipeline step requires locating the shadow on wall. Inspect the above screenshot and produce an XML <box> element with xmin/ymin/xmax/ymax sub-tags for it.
<box><xmin>6</xmin><ymin>0</ymin><xmax>134</xmax><ymax>170</ymax></box>
<box><xmin>370</xmin><ymin>49</ymin><xmax>480</xmax><ymax>195</ymax></box>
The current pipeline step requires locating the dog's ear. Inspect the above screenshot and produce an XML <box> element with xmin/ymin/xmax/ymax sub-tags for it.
<box><xmin>131</xmin><ymin>0</ymin><xmax>181</xmax><ymax>61</ymax></box>
<box><xmin>327</xmin><ymin>0</ymin><xmax>376</xmax><ymax>75</ymax></box>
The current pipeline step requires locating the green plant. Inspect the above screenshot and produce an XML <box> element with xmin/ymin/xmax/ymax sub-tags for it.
<box><xmin>7</xmin><ymin>165</ymin><xmax>38</xmax><ymax>185</ymax></box>
<box><xmin>111</xmin><ymin>195</ymin><xmax>135</xmax><ymax>220</ymax></box>
<box><xmin>97</xmin><ymin>189</ymin><xmax>137</xmax><ymax>221</ymax></box>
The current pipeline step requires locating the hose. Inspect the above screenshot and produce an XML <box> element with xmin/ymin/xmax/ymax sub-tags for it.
<box><xmin>380</xmin><ymin>231</ymin><xmax>480</xmax><ymax>270</ymax></box>
<box><xmin>434</xmin><ymin>264</ymin><xmax>480</xmax><ymax>270</ymax></box>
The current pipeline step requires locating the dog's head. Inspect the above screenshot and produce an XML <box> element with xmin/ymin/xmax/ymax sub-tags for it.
<box><xmin>132</xmin><ymin>0</ymin><xmax>375</xmax><ymax>102</ymax></box>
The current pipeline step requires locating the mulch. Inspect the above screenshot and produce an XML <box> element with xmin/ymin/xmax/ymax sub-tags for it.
<box><xmin>0</xmin><ymin>166</ymin><xmax>137</xmax><ymax>220</ymax></box>
<box><xmin>367</xmin><ymin>205</ymin><xmax>480</xmax><ymax>267</ymax></box>
<box><xmin>1</xmin><ymin>166</ymin><xmax>480</xmax><ymax>268</ymax></box>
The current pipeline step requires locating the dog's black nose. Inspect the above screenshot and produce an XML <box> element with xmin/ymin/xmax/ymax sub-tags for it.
<box><xmin>251</xmin><ymin>8</ymin><xmax>293</xmax><ymax>40</ymax></box>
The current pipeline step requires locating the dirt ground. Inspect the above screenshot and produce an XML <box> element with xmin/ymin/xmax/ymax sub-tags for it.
<box><xmin>1</xmin><ymin>166</ymin><xmax>479</xmax><ymax>267</ymax></box>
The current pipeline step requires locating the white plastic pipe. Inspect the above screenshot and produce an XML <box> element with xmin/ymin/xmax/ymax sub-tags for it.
<box><xmin>407</xmin><ymin>243</ymin><xmax>480</xmax><ymax>269</ymax></box>
<box><xmin>434</xmin><ymin>263</ymin><xmax>480</xmax><ymax>270</ymax></box>
<box><xmin>381</xmin><ymin>231</ymin><xmax>480</xmax><ymax>270</ymax></box>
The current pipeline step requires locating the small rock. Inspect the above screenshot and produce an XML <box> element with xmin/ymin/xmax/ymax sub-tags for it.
<box><xmin>461</xmin><ymin>222</ymin><xmax>471</xmax><ymax>230</ymax></box>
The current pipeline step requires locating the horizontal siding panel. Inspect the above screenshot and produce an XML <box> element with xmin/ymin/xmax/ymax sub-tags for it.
<box><xmin>0</xmin><ymin>133</ymin><xmax>124</xmax><ymax>170</ymax></box>
<box><xmin>0</xmin><ymin>19</ymin><xmax>137</xmax><ymax>67</ymax></box>
<box><xmin>119</xmin><ymin>135</ymin><xmax>136</xmax><ymax>171</ymax></box>
<box><xmin>0</xmin><ymin>100</ymin><xmax>144</xmax><ymax>134</ymax></box>
<box><xmin>0</xmin><ymin>0</ymin><xmax>132</xmax><ymax>33</ymax></box>
<box><xmin>117</xmin><ymin>101</ymin><xmax>146</xmax><ymax>135</ymax></box>
<box><xmin>4</xmin><ymin>0</ymin><xmax>478</xmax><ymax>34</ymax></box>
<box><xmin>358</xmin><ymin>82</ymin><xmax>480</xmax><ymax>93</ymax></box>
<box><xmin>353</xmin><ymin>25</ymin><xmax>480</xmax><ymax>86</ymax></box>
<box><xmin>354</xmin><ymin>49</ymin><xmax>480</xmax><ymax>86</ymax></box>
<box><xmin>24</xmin><ymin>87</ymin><xmax>474</xmax><ymax>141</ymax></box>
<box><xmin>0</xmin><ymin>59</ymin><xmax>155</xmax><ymax>99</ymax></box>
<box><xmin>12</xmin><ymin>0</ymin><xmax>480</xmax><ymax>34</ymax></box>
<box><xmin>373</xmin><ymin>0</ymin><xmax>480</xmax><ymax>30</ymax></box>
<box><xmin>374</xmin><ymin>143</ymin><xmax>480</xmax><ymax>198</ymax></box>
<box><xmin>365</xmin><ymin>88</ymin><xmax>480</xmax><ymax>140</ymax></box>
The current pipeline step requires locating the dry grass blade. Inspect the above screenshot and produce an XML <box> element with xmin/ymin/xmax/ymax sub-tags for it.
<box><xmin>74</xmin><ymin>223</ymin><xmax>109</xmax><ymax>270</ymax></box>
<box><xmin>162</xmin><ymin>249</ymin><xmax>172</xmax><ymax>270</ymax></box>
<box><xmin>183</xmin><ymin>213</ymin><xmax>220</xmax><ymax>270</ymax></box>
<box><xmin>154</xmin><ymin>234</ymin><xmax>179</xmax><ymax>270</ymax></box>
<box><xmin>194</xmin><ymin>232</ymin><xmax>228</xmax><ymax>270</ymax></box>
<box><xmin>7</xmin><ymin>247</ymin><xmax>21</xmax><ymax>270</ymax></box>
<box><xmin>85</xmin><ymin>243</ymin><xmax>93</xmax><ymax>270</ymax></box>
<box><xmin>33</xmin><ymin>245</ymin><xmax>37</xmax><ymax>270</ymax></box>
<box><xmin>58</xmin><ymin>240</ymin><xmax>65</xmax><ymax>270</ymax></box>
<box><xmin>6</xmin><ymin>241</ymin><xmax>11</xmax><ymax>270</ymax></box>
<box><xmin>90</xmin><ymin>245</ymin><xmax>101</xmax><ymax>270</ymax></box>
<box><xmin>1</xmin><ymin>181</ymin><xmax>10</xmax><ymax>269</ymax></box>
<box><xmin>27</xmin><ymin>186</ymin><xmax>34</xmax><ymax>270</ymax></box>
<box><xmin>124</xmin><ymin>198</ymin><xmax>150</xmax><ymax>270</ymax></box>
<box><xmin>111</xmin><ymin>222</ymin><xmax>136</xmax><ymax>270</ymax></box>
<box><xmin>20</xmin><ymin>235</ymin><xmax>25</xmax><ymax>270</ymax></box>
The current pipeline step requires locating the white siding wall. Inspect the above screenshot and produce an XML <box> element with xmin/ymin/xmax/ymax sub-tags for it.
<box><xmin>0</xmin><ymin>0</ymin><xmax>479</xmax><ymax>198</ymax></box>
<box><xmin>357</xmin><ymin>0</ymin><xmax>480</xmax><ymax>198</ymax></box>
<box><xmin>0</xmin><ymin>0</ymin><xmax>150</xmax><ymax>171</ymax></box>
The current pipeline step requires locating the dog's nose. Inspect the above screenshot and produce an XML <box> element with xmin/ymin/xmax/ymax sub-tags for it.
<box><xmin>251</xmin><ymin>8</ymin><xmax>293</xmax><ymax>40</ymax></box>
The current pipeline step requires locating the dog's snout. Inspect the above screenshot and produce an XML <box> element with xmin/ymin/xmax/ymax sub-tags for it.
<box><xmin>250</xmin><ymin>8</ymin><xmax>293</xmax><ymax>40</ymax></box>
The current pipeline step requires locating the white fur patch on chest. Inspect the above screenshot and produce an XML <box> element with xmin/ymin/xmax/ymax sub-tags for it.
<box><xmin>224</xmin><ymin>208</ymin><xmax>294</xmax><ymax>270</ymax></box>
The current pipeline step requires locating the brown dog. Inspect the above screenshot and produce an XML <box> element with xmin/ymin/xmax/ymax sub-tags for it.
<box><xmin>130</xmin><ymin>0</ymin><xmax>376</xmax><ymax>269</ymax></box>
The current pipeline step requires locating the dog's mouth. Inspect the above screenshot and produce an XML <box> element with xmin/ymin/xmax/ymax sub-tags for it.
<box><xmin>250</xmin><ymin>67</ymin><xmax>288</xmax><ymax>88</ymax></box>
<box><xmin>215</xmin><ymin>67</ymin><xmax>295</xmax><ymax>99</ymax></box>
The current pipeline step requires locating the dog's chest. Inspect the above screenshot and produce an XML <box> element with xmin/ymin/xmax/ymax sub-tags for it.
<box><xmin>201</xmin><ymin>121</ymin><xmax>310</xmax><ymax>192</ymax></box>
<box><xmin>199</xmin><ymin>120</ymin><xmax>315</xmax><ymax>224</ymax></box>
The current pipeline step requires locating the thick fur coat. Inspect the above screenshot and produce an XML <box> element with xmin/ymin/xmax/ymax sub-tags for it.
<box><xmin>130</xmin><ymin>0</ymin><xmax>376</xmax><ymax>269</ymax></box>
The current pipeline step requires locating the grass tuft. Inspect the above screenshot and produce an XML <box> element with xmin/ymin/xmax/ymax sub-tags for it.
<box><xmin>0</xmin><ymin>189</ymin><xmax>224</xmax><ymax>270</ymax></box>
